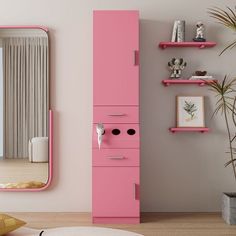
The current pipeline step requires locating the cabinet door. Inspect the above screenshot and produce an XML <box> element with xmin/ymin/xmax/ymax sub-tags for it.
<box><xmin>93</xmin><ymin>167</ymin><xmax>140</xmax><ymax>217</ymax></box>
<box><xmin>93</xmin><ymin>11</ymin><xmax>139</xmax><ymax>106</ymax></box>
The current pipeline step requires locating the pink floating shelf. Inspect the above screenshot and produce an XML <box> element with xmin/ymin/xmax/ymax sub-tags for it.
<box><xmin>162</xmin><ymin>79</ymin><xmax>216</xmax><ymax>86</ymax></box>
<box><xmin>169</xmin><ymin>127</ymin><xmax>210</xmax><ymax>133</ymax></box>
<box><xmin>159</xmin><ymin>41</ymin><xmax>216</xmax><ymax>49</ymax></box>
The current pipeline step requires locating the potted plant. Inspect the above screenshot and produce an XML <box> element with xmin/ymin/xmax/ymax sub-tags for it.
<box><xmin>208</xmin><ymin>6</ymin><xmax>236</xmax><ymax>224</ymax></box>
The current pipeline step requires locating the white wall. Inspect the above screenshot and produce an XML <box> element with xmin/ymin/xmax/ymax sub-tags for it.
<box><xmin>0</xmin><ymin>0</ymin><xmax>236</xmax><ymax>212</ymax></box>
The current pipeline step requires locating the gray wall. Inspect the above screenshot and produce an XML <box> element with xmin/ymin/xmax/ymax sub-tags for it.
<box><xmin>0</xmin><ymin>0</ymin><xmax>235</xmax><ymax>212</ymax></box>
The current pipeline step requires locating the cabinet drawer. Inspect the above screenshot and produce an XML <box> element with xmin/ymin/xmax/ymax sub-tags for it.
<box><xmin>93</xmin><ymin>149</ymin><xmax>139</xmax><ymax>167</ymax></box>
<box><xmin>93</xmin><ymin>106</ymin><xmax>139</xmax><ymax>123</ymax></box>
<box><xmin>92</xmin><ymin>124</ymin><xmax>140</xmax><ymax>149</ymax></box>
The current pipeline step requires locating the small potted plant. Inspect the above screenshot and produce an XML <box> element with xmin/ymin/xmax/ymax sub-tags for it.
<box><xmin>208</xmin><ymin>6</ymin><xmax>236</xmax><ymax>224</ymax></box>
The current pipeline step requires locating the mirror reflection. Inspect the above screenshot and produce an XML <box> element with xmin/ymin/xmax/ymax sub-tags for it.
<box><xmin>0</xmin><ymin>28</ymin><xmax>49</xmax><ymax>189</ymax></box>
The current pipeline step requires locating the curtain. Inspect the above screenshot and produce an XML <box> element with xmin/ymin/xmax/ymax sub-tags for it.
<box><xmin>3</xmin><ymin>37</ymin><xmax>49</xmax><ymax>159</ymax></box>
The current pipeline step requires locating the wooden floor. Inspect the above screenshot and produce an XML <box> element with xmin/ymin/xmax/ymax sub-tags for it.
<box><xmin>0</xmin><ymin>159</ymin><xmax>48</xmax><ymax>184</ymax></box>
<box><xmin>9</xmin><ymin>212</ymin><xmax>236</xmax><ymax>236</ymax></box>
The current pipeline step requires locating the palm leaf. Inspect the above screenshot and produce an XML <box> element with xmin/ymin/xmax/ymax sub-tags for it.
<box><xmin>222</xmin><ymin>75</ymin><xmax>227</xmax><ymax>88</ymax></box>
<box><xmin>208</xmin><ymin>9</ymin><xmax>232</xmax><ymax>23</ymax></box>
<box><xmin>208</xmin><ymin>12</ymin><xmax>236</xmax><ymax>29</ymax></box>
<box><xmin>227</xmin><ymin>6</ymin><xmax>236</xmax><ymax>21</ymax></box>
<box><xmin>211</xmin><ymin>103</ymin><xmax>223</xmax><ymax>117</ymax></box>
<box><xmin>225</xmin><ymin>158</ymin><xmax>236</xmax><ymax>167</ymax></box>
<box><xmin>224</xmin><ymin>78</ymin><xmax>236</xmax><ymax>92</ymax></box>
<box><xmin>208</xmin><ymin>6</ymin><xmax>236</xmax><ymax>55</ymax></box>
<box><xmin>219</xmin><ymin>8</ymin><xmax>236</xmax><ymax>27</ymax></box>
<box><xmin>220</xmin><ymin>40</ymin><xmax>236</xmax><ymax>55</ymax></box>
<box><xmin>208</xmin><ymin>7</ymin><xmax>236</xmax><ymax>30</ymax></box>
<box><xmin>231</xmin><ymin>134</ymin><xmax>236</xmax><ymax>143</ymax></box>
<box><xmin>207</xmin><ymin>82</ymin><xmax>223</xmax><ymax>93</ymax></box>
<box><xmin>215</xmin><ymin>6</ymin><xmax>236</xmax><ymax>24</ymax></box>
<box><xmin>208</xmin><ymin>76</ymin><xmax>236</xmax><ymax>118</ymax></box>
<box><xmin>209</xmin><ymin>15</ymin><xmax>235</xmax><ymax>28</ymax></box>
<box><xmin>232</xmin><ymin>97</ymin><xmax>236</xmax><ymax>127</ymax></box>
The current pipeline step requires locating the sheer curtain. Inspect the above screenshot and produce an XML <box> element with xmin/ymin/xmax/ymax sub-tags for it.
<box><xmin>3</xmin><ymin>37</ymin><xmax>49</xmax><ymax>158</ymax></box>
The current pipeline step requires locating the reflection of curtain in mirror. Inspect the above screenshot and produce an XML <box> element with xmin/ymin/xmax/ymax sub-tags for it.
<box><xmin>3</xmin><ymin>37</ymin><xmax>48</xmax><ymax>158</ymax></box>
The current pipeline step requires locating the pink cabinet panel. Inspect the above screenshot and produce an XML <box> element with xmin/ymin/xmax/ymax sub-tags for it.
<box><xmin>93</xmin><ymin>167</ymin><xmax>140</xmax><ymax>217</ymax></box>
<box><xmin>93</xmin><ymin>149</ymin><xmax>139</xmax><ymax>167</ymax></box>
<box><xmin>93</xmin><ymin>106</ymin><xmax>139</xmax><ymax>124</ymax></box>
<box><xmin>93</xmin><ymin>10</ymin><xmax>140</xmax><ymax>224</ymax></box>
<box><xmin>93</xmin><ymin>10</ymin><xmax>139</xmax><ymax>106</ymax></box>
<box><xmin>92</xmin><ymin>124</ymin><xmax>139</xmax><ymax>149</ymax></box>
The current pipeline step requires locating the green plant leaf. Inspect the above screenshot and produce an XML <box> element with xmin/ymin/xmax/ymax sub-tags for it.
<box><xmin>208</xmin><ymin>7</ymin><xmax>236</xmax><ymax>30</ymax></box>
<box><xmin>225</xmin><ymin>158</ymin><xmax>236</xmax><ymax>167</ymax></box>
<box><xmin>208</xmin><ymin>13</ymin><xmax>236</xmax><ymax>29</ymax></box>
<box><xmin>211</xmin><ymin>103</ymin><xmax>223</xmax><ymax>117</ymax></box>
<box><xmin>220</xmin><ymin>40</ymin><xmax>236</xmax><ymax>55</ymax></box>
<box><xmin>227</xmin><ymin>6</ymin><xmax>236</xmax><ymax>21</ymax></box>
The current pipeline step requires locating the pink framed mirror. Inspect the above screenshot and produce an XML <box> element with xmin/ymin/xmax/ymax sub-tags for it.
<box><xmin>0</xmin><ymin>26</ymin><xmax>52</xmax><ymax>191</ymax></box>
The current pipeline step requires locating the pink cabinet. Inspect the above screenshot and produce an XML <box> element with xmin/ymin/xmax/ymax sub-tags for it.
<box><xmin>93</xmin><ymin>10</ymin><xmax>140</xmax><ymax>224</ymax></box>
<box><xmin>93</xmin><ymin>10</ymin><xmax>139</xmax><ymax>106</ymax></box>
<box><xmin>93</xmin><ymin>167</ymin><xmax>140</xmax><ymax>218</ymax></box>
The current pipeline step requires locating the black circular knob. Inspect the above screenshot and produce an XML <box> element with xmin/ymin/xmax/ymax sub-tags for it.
<box><xmin>112</xmin><ymin>129</ymin><xmax>121</xmax><ymax>135</ymax></box>
<box><xmin>127</xmin><ymin>129</ymin><xmax>136</xmax><ymax>135</ymax></box>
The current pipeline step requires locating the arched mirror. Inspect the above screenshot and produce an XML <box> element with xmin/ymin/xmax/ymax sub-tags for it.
<box><xmin>0</xmin><ymin>26</ymin><xmax>52</xmax><ymax>191</ymax></box>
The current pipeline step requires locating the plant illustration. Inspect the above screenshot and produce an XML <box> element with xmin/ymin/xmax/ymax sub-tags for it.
<box><xmin>183</xmin><ymin>101</ymin><xmax>197</xmax><ymax>120</ymax></box>
<box><xmin>208</xmin><ymin>6</ymin><xmax>236</xmax><ymax>55</ymax></box>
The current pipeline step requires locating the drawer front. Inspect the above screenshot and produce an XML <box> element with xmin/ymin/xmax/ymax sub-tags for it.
<box><xmin>93</xmin><ymin>106</ymin><xmax>139</xmax><ymax>124</ymax></box>
<box><xmin>93</xmin><ymin>167</ymin><xmax>140</xmax><ymax>217</ymax></box>
<box><xmin>93</xmin><ymin>149</ymin><xmax>139</xmax><ymax>167</ymax></box>
<box><xmin>92</xmin><ymin>124</ymin><xmax>140</xmax><ymax>149</ymax></box>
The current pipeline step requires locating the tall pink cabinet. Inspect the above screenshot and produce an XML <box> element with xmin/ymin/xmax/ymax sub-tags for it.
<box><xmin>93</xmin><ymin>10</ymin><xmax>140</xmax><ymax>224</ymax></box>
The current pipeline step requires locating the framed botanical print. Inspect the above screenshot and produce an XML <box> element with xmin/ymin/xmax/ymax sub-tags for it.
<box><xmin>176</xmin><ymin>96</ymin><xmax>205</xmax><ymax>127</ymax></box>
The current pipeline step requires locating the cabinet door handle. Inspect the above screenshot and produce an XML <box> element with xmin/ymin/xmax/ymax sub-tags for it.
<box><xmin>107</xmin><ymin>156</ymin><xmax>124</xmax><ymax>160</ymax></box>
<box><xmin>133</xmin><ymin>183</ymin><xmax>137</xmax><ymax>200</ymax></box>
<box><xmin>107</xmin><ymin>113</ymin><xmax>126</xmax><ymax>116</ymax></box>
<box><xmin>134</xmin><ymin>50</ymin><xmax>139</xmax><ymax>66</ymax></box>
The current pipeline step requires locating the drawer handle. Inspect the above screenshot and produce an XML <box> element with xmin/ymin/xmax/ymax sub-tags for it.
<box><xmin>134</xmin><ymin>50</ymin><xmax>139</xmax><ymax>66</ymax></box>
<box><xmin>107</xmin><ymin>156</ymin><xmax>125</xmax><ymax>160</ymax></box>
<box><xmin>133</xmin><ymin>183</ymin><xmax>137</xmax><ymax>200</ymax></box>
<box><xmin>107</xmin><ymin>113</ymin><xmax>126</xmax><ymax>117</ymax></box>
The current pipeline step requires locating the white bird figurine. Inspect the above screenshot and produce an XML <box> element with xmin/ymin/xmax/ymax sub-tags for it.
<box><xmin>96</xmin><ymin>123</ymin><xmax>105</xmax><ymax>150</ymax></box>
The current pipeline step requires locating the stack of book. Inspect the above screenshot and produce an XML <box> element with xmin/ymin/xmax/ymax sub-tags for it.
<box><xmin>189</xmin><ymin>75</ymin><xmax>213</xmax><ymax>80</ymax></box>
<box><xmin>171</xmin><ymin>20</ymin><xmax>185</xmax><ymax>42</ymax></box>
